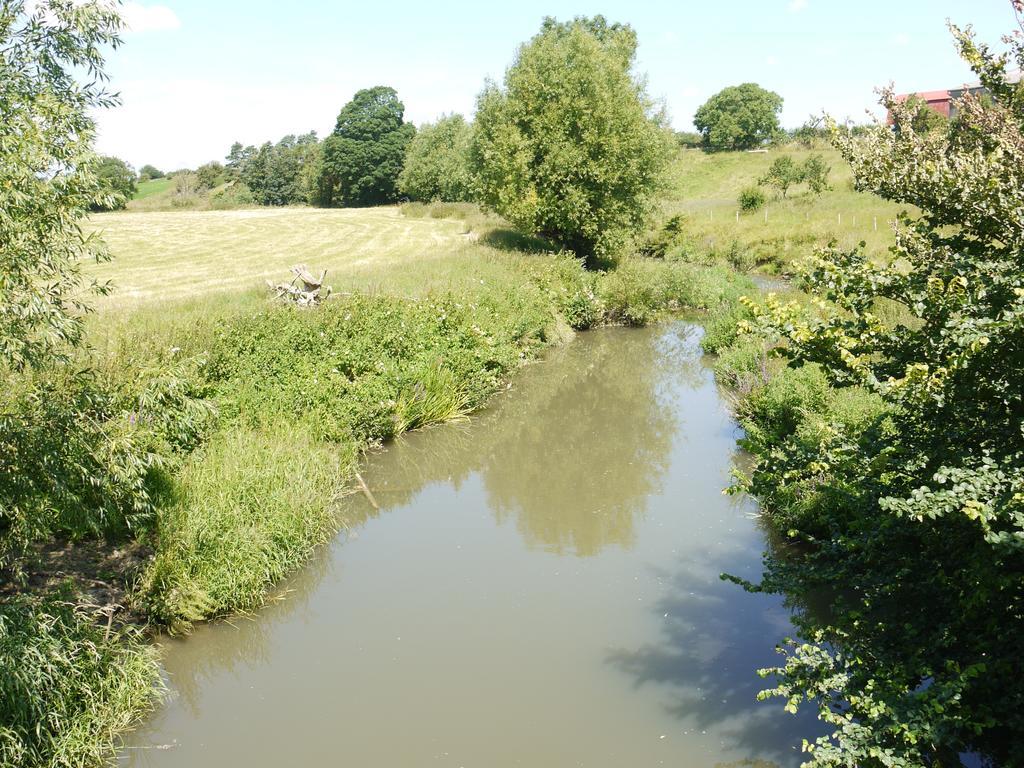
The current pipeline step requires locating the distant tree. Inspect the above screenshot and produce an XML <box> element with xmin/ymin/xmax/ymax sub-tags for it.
<box><xmin>0</xmin><ymin>0</ymin><xmax>122</xmax><ymax>370</ymax></box>
<box><xmin>173</xmin><ymin>172</ymin><xmax>199</xmax><ymax>201</ymax></box>
<box><xmin>694</xmin><ymin>83</ymin><xmax>783</xmax><ymax>151</ymax></box>
<box><xmin>138</xmin><ymin>164</ymin><xmax>164</xmax><ymax>181</ymax></box>
<box><xmin>225</xmin><ymin>142</ymin><xmax>255</xmax><ymax>176</ymax></box>
<box><xmin>318</xmin><ymin>87</ymin><xmax>415</xmax><ymax>207</ymax></box>
<box><xmin>239</xmin><ymin>132</ymin><xmax>320</xmax><ymax>206</ymax></box>
<box><xmin>801</xmin><ymin>152</ymin><xmax>831</xmax><ymax>195</ymax></box>
<box><xmin>758</xmin><ymin>155</ymin><xmax>801</xmax><ymax>198</ymax></box>
<box><xmin>675</xmin><ymin>131</ymin><xmax>703</xmax><ymax>149</ymax></box>
<box><xmin>91</xmin><ymin>156</ymin><xmax>136</xmax><ymax>211</ymax></box>
<box><xmin>195</xmin><ymin>161</ymin><xmax>224</xmax><ymax>190</ymax></box>
<box><xmin>792</xmin><ymin>116</ymin><xmax>829</xmax><ymax>148</ymax></box>
<box><xmin>398</xmin><ymin>114</ymin><xmax>473</xmax><ymax>202</ymax></box>
<box><xmin>470</xmin><ymin>15</ymin><xmax>672</xmax><ymax>263</ymax></box>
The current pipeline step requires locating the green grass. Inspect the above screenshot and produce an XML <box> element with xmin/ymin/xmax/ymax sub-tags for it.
<box><xmin>0</xmin><ymin>598</ymin><xmax>162</xmax><ymax>768</ymax></box>
<box><xmin>131</xmin><ymin>177</ymin><xmax>172</xmax><ymax>201</ymax></box>
<box><xmin>659</xmin><ymin>146</ymin><xmax>907</xmax><ymax>273</ymax></box>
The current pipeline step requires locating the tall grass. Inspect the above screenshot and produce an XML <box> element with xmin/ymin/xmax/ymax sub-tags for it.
<box><xmin>0</xmin><ymin>598</ymin><xmax>161</xmax><ymax>768</ymax></box>
<box><xmin>137</xmin><ymin>424</ymin><xmax>356</xmax><ymax>627</ymax></box>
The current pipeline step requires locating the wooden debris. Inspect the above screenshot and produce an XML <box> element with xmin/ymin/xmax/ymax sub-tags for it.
<box><xmin>266</xmin><ymin>264</ymin><xmax>333</xmax><ymax>307</ymax></box>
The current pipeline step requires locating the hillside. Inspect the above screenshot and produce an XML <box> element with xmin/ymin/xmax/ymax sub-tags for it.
<box><xmin>660</xmin><ymin>145</ymin><xmax>905</xmax><ymax>273</ymax></box>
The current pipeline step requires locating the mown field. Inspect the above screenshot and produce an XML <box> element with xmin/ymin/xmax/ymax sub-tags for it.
<box><xmin>87</xmin><ymin>207</ymin><xmax>478</xmax><ymax>306</ymax></box>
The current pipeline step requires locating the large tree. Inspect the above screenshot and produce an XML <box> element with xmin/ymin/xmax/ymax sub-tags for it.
<box><xmin>0</xmin><ymin>0</ymin><xmax>122</xmax><ymax>370</ymax></box>
<box><xmin>694</xmin><ymin>83</ymin><xmax>783</xmax><ymax>151</ymax></box>
<box><xmin>470</xmin><ymin>15</ymin><xmax>672</xmax><ymax>264</ymax></box>
<box><xmin>318</xmin><ymin>86</ymin><xmax>414</xmax><ymax>207</ymax></box>
<box><xmin>398</xmin><ymin>114</ymin><xmax>473</xmax><ymax>202</ymax></box>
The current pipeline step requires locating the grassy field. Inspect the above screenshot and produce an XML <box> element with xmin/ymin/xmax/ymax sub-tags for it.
<box><xmin>87</xmin><ymin>207</ymin><xmax>481</xmax><ymax>306</ymax></box>
<box><xmin>131</xmin><ymin>177</ymin><xmax>173</xmax><ymax>200</ymax></box>
<box><xmin>660</xmin><ymin>146</ymin><xmax>904</xmax><ymax>271</ymax></box>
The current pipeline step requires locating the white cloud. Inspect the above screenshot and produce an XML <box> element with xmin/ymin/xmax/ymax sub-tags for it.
<box><xmin>788</xmin><ymin>0</ymin><xmax>808</xmax><ymax>12</ymax></box>
<box><xmin>892</xmin><ymin>32</ymin><xmax>911</xmax><ymax>47</ymax></box>
<box><xmin>766</xmin><ymin>55</ymin><xmax>779</xmax><ymax>66</ymax></box>
<box><xmin>23</xmin><ymin>1</ymin><xmax>179</xmax><ymax>32</ymax></box>
<box><xmin>120</xmin><ymin>2</ymin><xmax>180</xmax><ymax>33</ymax></box>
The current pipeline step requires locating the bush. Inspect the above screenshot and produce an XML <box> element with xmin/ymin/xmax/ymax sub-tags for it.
<box><xmin>738</xmin><ymin>186</ymin><xmax>766</xmax><ymax>212</ymax></box>
<box><xmin>640</xmin><ymin>214</ymin><xmax>687</xmax><ymax>258</ymax></box>
<box><xmin>210</xmin><ymin>182</ymin><xmax>255</xmax><ymax>210</ymax></box>
<box><xmin>0</xmin><ymin>358</ymin><xmax>212</xmax><ymax>572</ymax></box>
<box><xmin>195</xmin><ymin>161</ymin><xmax>225</xmax><ymax>190</ymax></box>
<box><xmin>138</xmin><ymin>164</ymin><xmax>163</xmax><ymax>181</ymax></box>
<box><xmin>801</xmin><ymin>152</ymin><xmax>831</xmax><ymax>195</ymax></box>
<box><xmin>739</xmin><ymin>23</ymin><xmax>1024</xmax><ymax>764</ymax></box>
<box><xmin>758</xmin><ymin>155</ymin><xmax>801</xmax><ymax>198</ymax></box>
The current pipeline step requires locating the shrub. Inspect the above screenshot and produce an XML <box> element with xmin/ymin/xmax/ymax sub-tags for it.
<box><xmin>640</xmin><ymin>214</ymin><xmax>687</xmax><ymax>258</ymax></box>
<box><xmin>738</xmin><ymin>186</ymin><xmax>766</xmax><ymax>212</ymax></box>
<box><xmin>801</xmin><ymin>153</ymin><xmax>831</xmax><ymax>195</ymax></box>
<box><xmin>195</xmin><ymin>161</ymin><xmax>225</xmax><ymax>190</ymax></box>
<box><xmin>741</xmin><ymin>22</ymin><xmax>1024</xmax><ymax>764</ymax></box>
<box><xmin>138</xmin><ymin>164</ymin><xmax>163</xmax><ymax>181</ymax></box>
<box><xmin>210</xmin><ymin>182</ymin><xmax>255</xmax><ymax>210</ymax></box>
<box><xmin>758</xmin><ymin>155</ymin><xmax>801</xmax><ymax>198</ymax></box>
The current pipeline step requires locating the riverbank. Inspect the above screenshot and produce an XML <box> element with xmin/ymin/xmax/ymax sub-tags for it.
<box><xmin>1</xmin><ymin>205</ymin><xmax>755</xmax><ymax>768</ymax></box>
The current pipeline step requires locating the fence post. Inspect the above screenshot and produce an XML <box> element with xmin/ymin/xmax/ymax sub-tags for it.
<box><xmin>735</xmin><ymin>210</ymin><xmax>739</xmax><ymax>223</ymax></box>
<box><xmin>838</xmin><ymin>212</ymin><xmax>842</xmax><ymax>227</ymax></box>
<box><xmin>764</xmin><ymin>209</ymin><xmax>768</xmax><ymax>224</ymax></box>
<box><xmin>874</xmin><ymin>217</ymin><xmax>878</xmax><ymax>231</ymax></box>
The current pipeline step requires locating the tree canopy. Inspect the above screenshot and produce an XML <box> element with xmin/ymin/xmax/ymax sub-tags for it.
<box><xmin>235</xmin><ymin>133</ymin><xmax>319</xmax><ymax>205</ymax></box>
<box><xmin>91</xmin><ymin>156</ymin><xmax>136</xmax><ymax>210</ymax></box>
<box><xmin>470</xmin><ymin>15</ymin><xmax>671</xmax><ymax>264</ymax></box>
<box><xmin>694</xmin><ymin>83</ymin><xmax>783</xmax><ymax>151</ymax></box>
<box><xmin>398</xmin><ymin>114</ymin><xmax>473</xmax><ymax>202</ymax></box>
<box><xmin>0</xmin><ymin>0</ymin><xmax>122</xmax><ymax>370</ymax></box>
<box><xmin>318</xmin><ymin>86</ymin><xmax>414</xmax><ymax>207</ymax></box>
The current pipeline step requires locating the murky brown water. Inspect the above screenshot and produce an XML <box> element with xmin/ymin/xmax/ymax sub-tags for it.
<box><xmin>120</xmin><ymin>324</ymin><xmax>819</xmax><ymax>768</ymax></box>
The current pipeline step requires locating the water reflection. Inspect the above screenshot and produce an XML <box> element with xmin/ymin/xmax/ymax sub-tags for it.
<box><xmin>357</xmin><ymin>325</ymin><xmax>706</xmax><ymax>556</ymax></box>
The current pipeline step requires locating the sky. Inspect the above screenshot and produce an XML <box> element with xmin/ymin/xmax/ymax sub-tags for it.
<box><xmin>89</xmin><ymin>0</ymin><xmax>1018</xmax><ymax>170</ymax></box>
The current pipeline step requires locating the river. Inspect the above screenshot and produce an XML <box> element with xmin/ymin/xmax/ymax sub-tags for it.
<box><xmin>120</xmin><ymin>322</ymin><xmax>820</xmax><ymax>768</ymax></box>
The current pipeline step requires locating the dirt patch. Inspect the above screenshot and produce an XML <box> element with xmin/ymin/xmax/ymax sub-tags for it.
<box><xmin>1</xmin><ymin>538</ymin><xmax>153</xmax><ymax>625</ymax></box>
